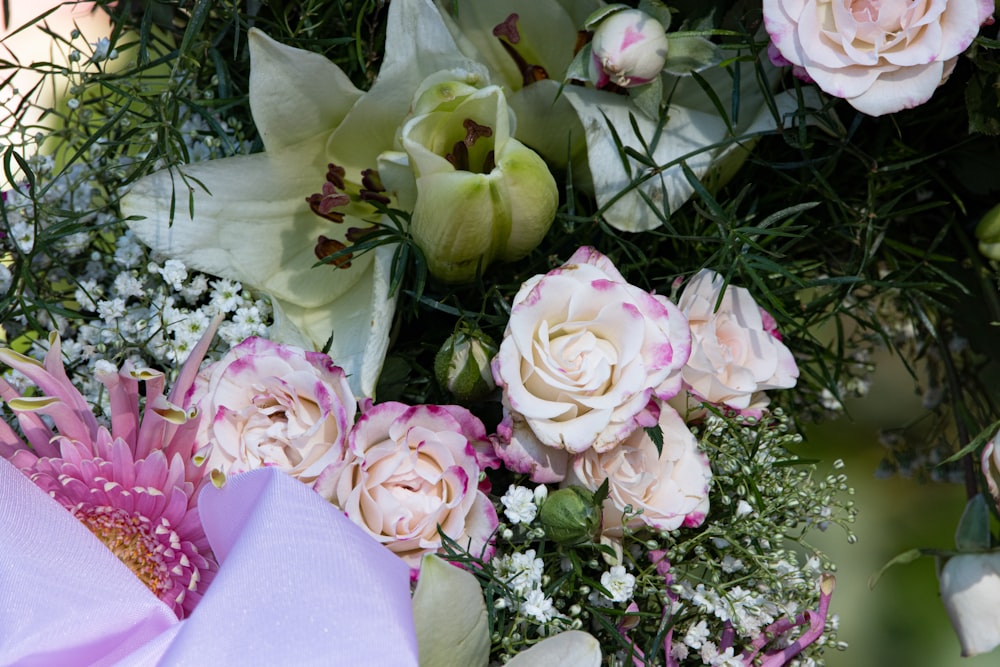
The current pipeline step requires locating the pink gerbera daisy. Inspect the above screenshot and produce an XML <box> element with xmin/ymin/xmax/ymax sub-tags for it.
<box><xmin>0</xmin><ymin>327</ymin><xmax>220</xmax><ymax>618</ymax></box>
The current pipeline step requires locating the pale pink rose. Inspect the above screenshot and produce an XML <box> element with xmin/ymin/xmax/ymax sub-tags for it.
<box><xmin>492</xmin><ymin>246</ymin><xmax>690</xmax><ymax>483</ymax></box>
<box><xmin>566</xmin><ymin>405</ymin><xmax>710</xmax><ymax>535</ymax></box>
<box><xmin>676</xmin><ymin>269</ymin><xmax>798</xmax><ymax>415</ymax></box>
<box><xmin>192</xmin><ymin>337</ymin><xmax>356</xmax><ymax>484</ymax></box>
<box><xmin>763</xmin><ymin>0</ymin><xmax>994</xmax><ymax>116</ymax></box>
<box><xmin>314</xmin><ymin>402</ymin><xmax>498</xmax><ymax>570</ymax></box>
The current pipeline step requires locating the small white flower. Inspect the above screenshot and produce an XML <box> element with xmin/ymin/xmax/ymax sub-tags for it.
<box><xmin>114</xmin><ymin>232</ymin><xmax>146</xmax><ymax>268</ymax></box>
<box><xmin>96</xmin><ymin>298</ymin><xmax>127</xmax><ymax>323</ymax></box>
<box><xmin>112</xmin><ymin>272</ymin><xmax>145</xmax><ymax>299</ymax></box>
<box><xmin>495</xmin><ymin>550</ymin><xmax>544</xmax><ymax>596</ymax></box>
<box><xmin>0</xmin><ymin>264</ymin><xmax>11</xmax><ymax>294</ymax></box>
<box><xmin>210</xmin><ymin>278</ymin><xmax>243</xmax><ymax>313</ymax></box>
<box><xmin>684</xmin><ymin>620</ymin><xmax>709</xmax><ymax>649</ymax></box>
<box><xmin>600</xmin><ymin>565</ymin><xmax>635</xmax><ymax>603</ymax></box>
<box><xmin>721</xmin><ymin>555</ymin><xmax>743</xmax><ymax>574</ymax></box>
<box><xmin>520</xmin><ymin>588</ymin><xmax>557</xmax><ymax>623</ymax></box>
<box><xmin>9</xmin><ymin>220</ymin><xmax>35</xmax><ymax>253</ymax></box>
<box><xmin>735</xmin><ymin>500</ymin><xmax>754</xmax><ymax>517</ymax></box>
<box><xmin>156</xmin><ymin>259</ymin><xmax>188</xmax><ymax>290</ymax></box>
<box><xmin>501</xmin><ymin>485</ymin><xmax>538</xmax><ymax>525</ymax></box>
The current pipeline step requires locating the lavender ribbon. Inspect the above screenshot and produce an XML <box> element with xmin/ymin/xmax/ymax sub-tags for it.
<box><xmin>0</xmin><ymin>459</ymin><xmax>419</xmax><ymax>666</ymax></box>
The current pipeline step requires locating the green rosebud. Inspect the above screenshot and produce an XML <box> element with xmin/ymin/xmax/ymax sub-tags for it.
<box><xmin>975</xmin><ymin>203</ymin><xmax>1000</xmax><ymax>261</ymax></box>
<box><xmin>398</xmin><ymin>79</ymin><xmax>558</xmax><ymax>283</ymax></box>
<box><xmin>538</xmin><ymin>485</ymin><xmax>601</xmax><ymax>546</ymax></box>
<box><xmin>434</xmin><ymin>329</ymin><xmax>498</xmax><ymax>402</ymax></box>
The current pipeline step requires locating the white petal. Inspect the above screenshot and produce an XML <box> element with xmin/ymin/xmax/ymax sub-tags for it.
<box><xmin>505</xmin><ymin>631</ymin><xmax>602</xmax><ymax>666</ymax></box>
<box><xmin>122</xmin><ymin>143</ymin><xmax>365</xmax><ymax>309</ymax></box>
<box><xmin>270</xmin><ymin>244</ymin><xmax>396</xmax><ymax>398</ymax></box>
<box><xmin>248</xmin><ymin>29</ymin><xmax>363</xmax><ymax>152</ymax></box>
<box><xmin>412</xmin><ymin>554</ymin><xmax>490</xmax><ymax>667</ymax></box>
<box><xmin>331</xmin><ymin>0</ymin><xmax>489</xmax><ymax>173</ymax></box>
<box><xmin>562</xmin><ymin>85</ymin><xmax>726</xmax><ymax>232</ymax></box>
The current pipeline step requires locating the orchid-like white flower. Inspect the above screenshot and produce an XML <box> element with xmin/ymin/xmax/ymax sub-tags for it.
<box><xmin>435</xmin><ymin>0</ymin><xmax>817</xmax><ymax>232</ymax></box>
<box><xmin>121</xmin><ymin>0</ymin><xmax>483</xmax><ymax>396</ymax></box>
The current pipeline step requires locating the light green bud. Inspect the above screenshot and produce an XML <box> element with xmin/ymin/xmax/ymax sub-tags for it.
<box><xmin>434</xmin><ymin>329</ymin><xmax>497</xmax><ymax>402</ymax></box>
<box><xmin>538</xmin><ymin>485</ymin><xmax>601</xmax><ymax>546</ymax></box>
<box><xmin>975</xmin><ymin>203</ymin><xmax>1000</xmax><ymax>261</ymax></box>
<box><xmin>400</xmin><ymin>82</ymin><xmax>557</xmax><ymax>283</ymax></box>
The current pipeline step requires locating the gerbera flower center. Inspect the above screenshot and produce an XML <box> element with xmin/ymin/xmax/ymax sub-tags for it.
<box><xmin>74</xmin><ymin>504</ymin><xmax>172</xmax><ymax>597</ymax></box>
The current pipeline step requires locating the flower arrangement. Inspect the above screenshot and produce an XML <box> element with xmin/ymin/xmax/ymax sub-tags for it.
<box><xmin>1</xmin><ymin>0</ymin><xmax>999</xmax><ymax>665</ymax></box>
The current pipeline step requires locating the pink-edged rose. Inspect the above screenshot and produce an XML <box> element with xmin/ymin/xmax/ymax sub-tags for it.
<box><xmin>493</xmin><ymin>246</ymin><xmax>690</xmax><ymax>483</ymax></box>
<box><xmin>566</xmin><ymin>404</ymin><xmax>710</xmax><ymax>534</ymax></box>
<box><xmin>763</xmin><ymin>0</ymin><xmax>994</xmax><ymax>116</ymax></box>
<box><xmin>314</xmin><ymin>402</ymin><xmax>498</xmax><ymax>570</ymax></box>
<box><xmin>676</xmin><ymin>269</ymin><xmax>798</xmax><ymax>415</ymax></box>
<box><xmin>192</xmin><ymin>337</ymin><xmax>356</xmax><ymax>484</ymax></box>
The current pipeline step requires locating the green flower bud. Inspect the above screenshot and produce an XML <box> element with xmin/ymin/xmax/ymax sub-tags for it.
<box><xmin>434</xmin><ymin>329</ymin><xmax>498</xmax><ymax>402</ymax></box>
<box><xmin>538</xmin><ymin>485</ymin><xmax>601</xmax><ymax>546</ymax></box>
<box><xmin>975</xmin><ymin>203</ymin><xmax>1000</xmax><ymax>261</ymax></box>
<box><xmin>400</xmin><ymin>82</ymin><xmax>558</xmax><ymax>283</ymax></box>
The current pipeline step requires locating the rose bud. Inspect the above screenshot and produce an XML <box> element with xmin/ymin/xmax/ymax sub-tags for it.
<box><xmin>975</xmin><ymin>203</ymin><xmax>1000</xmax><ymax>261</ymax></box>
<box><xmin>588</xmin><ymin>9</ymin><xmax>668</xmax><ymax>89</ymax></box>
<box><xmin>538</xmin><ymin>485</ymin><xmax>602</xmax><ymax>545</ymax></box>
<box><xmin>434</xmin><ymin>329</ymin><xmax>498</xmax><ymax>402</ymax></box>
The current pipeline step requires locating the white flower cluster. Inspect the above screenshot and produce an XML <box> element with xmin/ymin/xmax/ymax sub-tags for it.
<box><xmin>492</xmin><ymin>550</ymin><xmax>561</xmax><ymax>624</ymax></box>
<box><xmin>1</xmin><ymin>75</ymin><xmax>264</xmax><ymax>411</ymax></box>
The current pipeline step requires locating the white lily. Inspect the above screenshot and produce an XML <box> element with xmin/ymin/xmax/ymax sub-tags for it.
<box><xmin>435</xmin><ymin>0</ymin><xmax>817</xmax><ymax>232</ymax></box>
<box><xmin>120</xmin><ymin>0</ymin><xmax>483</xmax><ymax>396</ymax></box>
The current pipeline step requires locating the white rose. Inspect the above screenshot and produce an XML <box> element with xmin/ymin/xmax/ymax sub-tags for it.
<box><xmin>567</xmin><ymin>404</ymin><xmax>711</xmax><ymax>534</ymax></box>
<box><xmin>493</xmin><ymin>246</ymin><xmax>690</xmax><ymax>482</ymax></box>
<box><xmin>764</xmin><ymin>0</ymin><xmax>994</xmax><ymax>116</ymax></box>
<box><xmin>192</xmin><ymin>337</ymin><xmax>356</xmax><ymax>484</ymax></box>
<box><xmin>676</xmin><ymin>269</ymin><xmax>798</xmax><ymax>414</ymax></box>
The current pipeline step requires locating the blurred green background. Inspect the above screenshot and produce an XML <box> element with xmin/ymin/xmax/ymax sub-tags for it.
<box><xmin>803</xmin><ymin>350</ymin><xmax>993</xmax><ymax>666</ymax></box>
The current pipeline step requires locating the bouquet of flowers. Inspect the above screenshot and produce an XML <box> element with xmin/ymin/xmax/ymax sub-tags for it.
<box><xmin>1</xmin><ymin>0</ymin><xmax>998</xmax><ymax>664</ymax></box>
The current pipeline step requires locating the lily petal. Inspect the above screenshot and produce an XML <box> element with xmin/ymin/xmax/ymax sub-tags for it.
<box><xmin>247</xmin><ymin>28</ymin><xmax>363</xmax><ymax>152</ymax></box>
<box><xmin>269</xmin><ymin>244</ymin><xmax>396</xmax><ymax>398</ymax></box>
<box><xmin>562</xmin><ymin>85</ymin><xmax>726</xmax><ymax>232</ymax></box>
<box><xmin>331</xmin><ymin>0</ymin><xmax>489</xmax><ymax>174</ymax></box>
<box><xmin>505</xmin><ymin>630</ymin><xmax>602</xmax><ymax>666</ymax></box>
<box><xmin>412</xmin><ymin>554</ymin><xmax>490</xmax><ymax>667</ymax></box>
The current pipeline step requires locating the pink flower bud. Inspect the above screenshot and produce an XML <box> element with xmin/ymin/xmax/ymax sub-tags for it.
<box><xmin>588</xmin><ymin>9</ymin><xmax>668</xmax><ymax>89</ymax></box>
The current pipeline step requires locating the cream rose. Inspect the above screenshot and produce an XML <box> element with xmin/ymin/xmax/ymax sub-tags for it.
<box><xmin>566</xmin><ymin>404</ymin><xmax>711</xmax><ymax>534</ymax></box>
<box><xmin>763</xmin><ymin>0</ymin><xmax>994</xmax><ymax>116</ymax></box>
<box><xmin>676</xmin><ymin>269</ymin><xmax>798</xmax><ymax>415</ymax></box>
<box><xmin>492</xmin><ymin>246</ymin><xmax>690</xmax><ymax>483</ymax></box>
<box><xmin>192</xmin><ymin>337</ymin><xmax>356</xmax><ymax>484</ymax></box>
<box><xmin>314</xmin><ymin>402</ymin><xmax>498</xmax><ymax>570</ymax></box>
